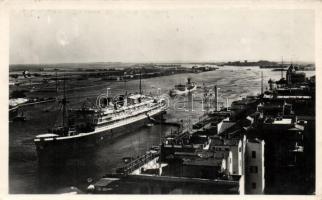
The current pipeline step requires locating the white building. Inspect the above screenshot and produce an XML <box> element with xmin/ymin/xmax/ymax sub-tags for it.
<box><xmin>245</xmin><ymin>138</ymin><xmax>265</xmax><ymax>194</ymax></box>
<box><xmin>209</xmin><ymin>135</ymin><xmax>244</xmax><ymax>175</ymax></box>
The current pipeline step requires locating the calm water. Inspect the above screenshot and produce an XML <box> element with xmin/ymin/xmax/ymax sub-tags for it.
<box><xmin>9</xmin><ymin>66</ymin><xmax>315</xmax><ymax>194</ymax></box>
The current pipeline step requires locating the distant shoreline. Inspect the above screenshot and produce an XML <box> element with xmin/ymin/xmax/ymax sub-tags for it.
<box><xmin>9</xmin><ymin>60</ymin><xmax>315</xmax><ymax>71</ymax></box>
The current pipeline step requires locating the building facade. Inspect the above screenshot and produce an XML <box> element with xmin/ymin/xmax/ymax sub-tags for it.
<box><xmin>245</xmin><ymin>139</ymin><xmax>265</xmax><ymax>194</ymax></box>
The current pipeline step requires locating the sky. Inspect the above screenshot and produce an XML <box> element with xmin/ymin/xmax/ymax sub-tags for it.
<box><xmin>10</xmin><ymin>9</ymin><xmax>315</xmax><ymax>64</ymax></box>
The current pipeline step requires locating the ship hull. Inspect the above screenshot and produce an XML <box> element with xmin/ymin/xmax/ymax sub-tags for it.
<box><xmin>35</xmin><ymin>110</ymin><xmax>165</xmax><ymax>166</ymax></box>
<box><xmin>169</xmin><ymin>85</ymin><xmax>197</xmax><ymax>97</ymax></box>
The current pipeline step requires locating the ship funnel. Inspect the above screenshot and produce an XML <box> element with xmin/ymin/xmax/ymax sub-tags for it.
<box><xmin>187</xmin><ymin>77</ymin><xmax>191</xmax><ymax>84</ymax></box>
<box><xmin>226</xmin><ymin>98</ymin><xmax>229</xmax><ymax>111</ymax></box>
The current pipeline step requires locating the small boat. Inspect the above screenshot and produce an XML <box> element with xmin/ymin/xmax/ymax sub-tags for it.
<box><xmin>122</xmin><ymin>157</ymin><xmax>134</xmax><ymax>164</ymax></box>
<box><xmin>146</xmin><ymin>123</ymin><xmax>154</xmax><ymax>127</ymax></box>
<box><xmin>12</xmin><ymin>109</ymin><xmax>26</xmax><ymax>122</ymax></box>
<box><xmin>169</xmin><ymin>78</ymin><xmax>197</xmax><ymax>97</ymax></box>
<box><xmin>56</xmin><ymin>186</ymin><xmax>83</xmax><ymax>194</ymax></box>
<box><xmin>12</xmin><ymin>116</ymin><xmax>26</xmax><ymax>122</ymax></box>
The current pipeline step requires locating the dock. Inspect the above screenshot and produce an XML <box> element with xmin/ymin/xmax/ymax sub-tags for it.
<box><xmin>116</xmin><ymin>151</ymin><xmax>159</xmax><ymax>175</ymax></box>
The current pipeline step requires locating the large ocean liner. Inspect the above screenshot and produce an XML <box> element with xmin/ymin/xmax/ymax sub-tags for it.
<box><xmin>34</xmin><ymin>79</ymin><xmax>167</xmax><ymax>163</ymax></box>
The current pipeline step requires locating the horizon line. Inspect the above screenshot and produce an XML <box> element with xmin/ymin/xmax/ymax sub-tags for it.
<box><xmin>9</xmin><ymin>59</ymin><xmax>315</xmax><ymax>66</ymax></box>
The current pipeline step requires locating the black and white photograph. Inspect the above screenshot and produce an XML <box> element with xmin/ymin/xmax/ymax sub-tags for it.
<box><xmin>5</xmin><ymin>1</ymin><xmax>320</xmax><ymax>195</ymax></box>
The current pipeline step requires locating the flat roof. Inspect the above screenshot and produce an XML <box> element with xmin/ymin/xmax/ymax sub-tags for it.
<box><xmin>272</xmin><ymin>118</ymin><xmax>292</xmax><ymax>125</ymax></box>
<box><xmin>264</xmin><ymin>94</ymin><xmax>311</xmax><ymax>99</ymax></box>
<box><xmin>183</xmin><ymin>158</ymin><xmax>223</xmax><ymax>167</ymax></box>
<box><xmin>92</xmin><ymin>174</ymin><xmax>241</xmax><ymax>194</ymax></box>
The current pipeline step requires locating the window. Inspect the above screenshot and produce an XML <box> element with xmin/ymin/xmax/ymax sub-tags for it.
<box><xmin>252</xmin><ymin>151</ymin><xmax>256</xmax><ymax>158</ymax></box>
<box><xmin>252</xmin><ymin>182</ymin><xmax>256</xmax><ymax>189</ymax></box>
<box><xmin>249</xmin><ymin>166</ymin><xmax>258</xmax><ymax>173</ymax></box>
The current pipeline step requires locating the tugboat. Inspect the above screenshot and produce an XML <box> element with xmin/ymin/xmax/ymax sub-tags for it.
<box><xmin>169</xmin><ymin>78</ymin><xmax>197</xmax><ymax>97</ymax></box>
<box><xmin>34</xmin><ymin>76</ymin><xmax>167</xmax><ymax>164</ymax></box>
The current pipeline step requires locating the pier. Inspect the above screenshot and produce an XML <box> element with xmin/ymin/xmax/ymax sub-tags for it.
<box><xmin>116</xmin><ymin>151</ymin><xmax>159</xmax><ymax>175</ymax></box>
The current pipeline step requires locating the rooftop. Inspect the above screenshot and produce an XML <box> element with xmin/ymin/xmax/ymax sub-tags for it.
<box><xmin>272</xmin><ymin>118</ymin><xmax>292</xmax><ymax>125</ymax></box>
<box><xmin>210</xmin><ymin>137</ymin><xmax>240</xmax><ymax>146</ymax></box>
<box><xmin>183</xmin><ymin>157</ymin><xmax>223</xmax><ymax>167</ymax></box>
<box><xmin>90</xmin><ymin>174</ymin><xmax>241</xmax><ymax>194</ymax></box>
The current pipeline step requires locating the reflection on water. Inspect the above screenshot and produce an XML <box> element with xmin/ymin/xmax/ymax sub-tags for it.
<box><xmin>34</xmin><ymin>124</ymin><xmax>174</xmax><ymax>193</ymax></box>
<box><xmin>9</xmin><ymin>66</ymin><xmax>315</xmax><ymax>193</ymax></box>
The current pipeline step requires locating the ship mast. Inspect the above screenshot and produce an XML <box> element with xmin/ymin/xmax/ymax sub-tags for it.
<box><xmin>203</xmin><ymin>82</ymin><xmax>208</xmax><ymax>113</ymax></box>
<box><xmin>124</xmin><ymin>71</ymin><xmax>127</xmax><ymax>93</ymax></box>
<box><xmin>226</xmin><ymin>98</ymin><xmax>229</xmax><ymax>111</ymax></box>
<box><xmin>55</xmin><ymin>68</ymin><xmax>58</xmax><ymax>93</ymax></box>
<box><xmin>281</xmin><ymin>57</ymin><xmax>284</xmax><ymax>79</ymax></box>
<box><xmin>261</xmin><ymin>71</ymin><xmax>264</xmax><ymax>95</ymax></box>
<box><xmin>214</xmin><ymin>85</ymin><xmax>218</xmax><ymax>111</ymax></box>
<box><xmin>139</xmin><ymin>69</ymin><xmax>142</xmax><ymax>95</ymax></box>
<box><xmin>158</xmin><ymin>109</ymin><xmax>162</xmax><ymax>172</ymax></box>
<box><xmin>62</xmin><ymin>77</ymin><xmax>67</xmax><ymax>128</ymax></box>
